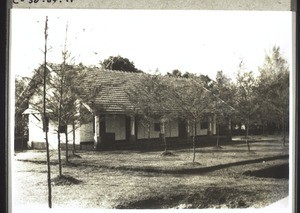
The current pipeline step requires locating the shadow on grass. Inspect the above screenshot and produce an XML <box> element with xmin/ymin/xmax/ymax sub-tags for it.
<box><xmin>243</xmin><ymin>163</ymin><xmax>289</xmax><ymax>179</ymax></box>
<box><xmin>161</xmin><ymin>151</ymin><xmax>176</xmax><ymax>156</ymax></box>
<box><xmin>116</xmin><ymin>187</ymin><xmax>255</xmax><ymax>209</ymax></box>
<box><xmin>52</xmin><ymin>175</ymin><xmax>82</xmax><ymax>186</ymax></box>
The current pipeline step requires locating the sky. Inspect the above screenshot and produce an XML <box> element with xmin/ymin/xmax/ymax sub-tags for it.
<box><xmin>10</xmin><ymin>9</ymin><xmax>293</xmax><ymax>80</ymax></box>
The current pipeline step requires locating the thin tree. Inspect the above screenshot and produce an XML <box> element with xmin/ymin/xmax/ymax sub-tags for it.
<box><xmin>72</xmin><ymin>119</ymin><xmax>76</xmax><ymax>154</ymax></box>
<box><xmin>48</xmin><ymin>40</ymin><xmax>68</xmax><ymax>173</ymax></box>
<box><xmin>62</xmin><ymin>23</ymin><xmax>70</xmax><ymax>164</ymax></box>
<box><xmin>169</xmin><ymin>77</ymin><xmax>216</xmax><ymax>163</ymax></box>
<box><xmin>48</xmin><ymin>64</ymin><xmax>94</xmax><ymax>160</ymax></box>
<box><xmin>235</xmin><ymin>65</ymin><xmax>258</xmax><ymax>152</ymax></box>
<box><xmin>48</xmin><ymin>23</ymin><xmax>80</xmax><ymax>165</ymax></box>
<box><xmin>213</xmin><ymin>71</ymin><xmax>236</xmax><ymax>148</ymax></box>
<box><xmin>213</xmin><ymin>108</ymin><xmax>234</xmax><ymax>148</ymax></box>
<box><xmin>42</xmin><ymin>16</ymin><xmax>52</xmax><ymax>208</ymax></box>
<box><xmin>126</xmin><ymin>73</ymin><xmax>174</xmax><ymax>154</ymax></box>
<box><xmin>49</xmin><ymin>65</ymin><xmax>79</xmax><ymax>165</ymax></box>
<box><xmin>44</xmin><ymin>23</ymin><xmax>70</xmax><ymax>173</ymax></box>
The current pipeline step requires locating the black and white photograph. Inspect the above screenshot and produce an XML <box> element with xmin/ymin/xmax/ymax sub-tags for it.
<box><xmin>10</xmin><ymin>8</ymin><xmax>294</xmax><ymax>211</ymax></box>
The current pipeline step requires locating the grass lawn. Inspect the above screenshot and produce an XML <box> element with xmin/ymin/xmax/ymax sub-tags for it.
<box><xmin>12</xmin><ymin>139</ymin><xmax>290</xmax><ymax>209</ymax></box>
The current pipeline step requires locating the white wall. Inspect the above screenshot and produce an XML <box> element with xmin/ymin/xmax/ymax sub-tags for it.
<box><xmin>213</xmin><ymin>114</ymin><xmax>217</xmax><ymax>135</ymax></box>
<box><xmin>80</xmin><ymin>122</ymin><xmax>94</xmax><ymax>142</ymax></box>
<box><xmin>28</xmin><ymin>113</ymin><xmax>58</xmax><ymax>149</ymax></box>
<box><xmin>28</xmin><ymin>113</ymin><xmax>82</xmax><ymax>149</ymax></box>
<box><xmin>198</xmin><ymin>128</ymin><xmax>208</xmax><ymax>135</ymax></box>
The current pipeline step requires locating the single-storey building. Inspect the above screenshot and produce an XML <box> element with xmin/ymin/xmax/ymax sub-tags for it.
<box><xmin>22</xmin><ymin>65</ymin><xmax>233</xmax><ymax>150</ymax></box>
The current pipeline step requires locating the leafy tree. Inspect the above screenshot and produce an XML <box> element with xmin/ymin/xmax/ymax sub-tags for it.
<box><xmin>101</xmin><ymin>55</ymin><xmax>142</xmax><ymax>73</ymax></box>
<box><xmin>215</xmin><ymin>71</ymin><xmax>233</xmax><ymax>97</ymax></box>
<box><xmin>182</xmin><ymin>72</ymin><xmax>196</xmax><ymax>78</ymax></box>
<box><xmin>199</xmin><ymin>74</ymin><xmax>214</xmax><ymax>90</ymax></box>
<box><xmin>213</xmin><ymin>70</ymin><xmax>236</xmax><ymax>145</ymax></box>
<box><xmin>126</xmin><ymin>73</ymin><xmax>174</xmax><ymax>153</ymax></box>
<box><xmin>257</xmin><ymin>46</ymin><xmax>289</xmax><ymax>146</ymax></box>
<box><xmin>166</xmin><ymin>69</ymin><xmax>182</xmax><ymax>77</ymax></box>
<box><xmin>15</xmin><ymin>68</ymin><xmax>50</xmax><ymax>147</ymax></box>
<box><xmin>168</xmin><ymin>77</ymin><xmax>216</xmax><ymax>163</ymax></box>
<box><xmin>166</xmin><ymin>70</ymin><xmax>213</xmax><ymax>90</ymax></box>
<box><xmin>166</xmin><ymin>69</ymin><xmax>200</xmax><ymax>79</ymax></box>
<box><xmin>15</xmin><ymin>76</ymin><xmax>30</xmax><ymax>139</ymax></box>
<box><xmin>235</xmin><ymin>65</ymin><xmax>258</xmax><ymax>152</ymax></box>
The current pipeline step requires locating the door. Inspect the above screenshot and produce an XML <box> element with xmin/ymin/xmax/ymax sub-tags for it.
<box><xmin>178</xmin><ymin>119</ymin><xmax>187</xmax><ymax>138</ymax></box>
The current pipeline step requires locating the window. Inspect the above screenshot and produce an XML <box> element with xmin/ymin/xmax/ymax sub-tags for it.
<box><xmin>154</xmin><ymin>123</ymin><xmax>160</xmax><ymax>131</ymax></box>
<box><xmin>200</xmin><ymin>121</ymin><xmax>208</xmax><ymax>129</ymax></box>
<box><xmin>58</xmin><ymin>125</ymin><xmax>67</xmax><ymax>133</ymax></box>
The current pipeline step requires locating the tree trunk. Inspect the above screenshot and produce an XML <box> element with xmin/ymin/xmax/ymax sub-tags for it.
<box><xmin>192</xmin><ymin>119</ymin><xmax>196</xmax><ymax>163</ymax></box>
<box><xmin>44</xmin><ymin>121</ymin><xmax>52</xmax><ymax>208</ymax></box>
<box><xmin>43</xmin><ymin>16</ymin><xmax>52</xmax><ymax>208</ymax></box>
<box><xmin>57</xmin><ymin>97</ymin><xmax>63</xmax><ymax>175</ymax></box>
<box><xmin>228</xmin><ymin>118</ymin><xmax>232</xmax><ymax>140</ymax></box>
<box><xmin>216</xmin><ymin>123</ymin><xmax>220</xmax><ymax>147</ymax></box>
<box><xmin>192</xmin><ymin>135</ymin><xmax>196</xmax><ymax>163</ymax></box>
<box><xmin>161</xmin><ymin>121</ymin><xmax>167</xmax><ymax>152</ymax></box>
<box><xmin>246</xmin><ymin>122</ymin><xmax>250</xmax><ymax>152</ymax></box>
<box><xmin>148</xmin><ymin>123</ymin><xmax>150</xmax><ymax>139</ymax></box>
<box><xmin>72</xmin><ymin>121</ymin><xmax>76</xmax><ymax>154</ymax></box>
<box><xmin>65</xmin><ymin>131</ymin><xmax>69</xmax><ymax>164</ymax></box>
<box><xmin>57</xmin><ymin>132</ymin><xmax>62</xmax><ymax>176</ymax></box>
<box><xmin>186</xmin><ymin>119</ymin><xmax>190</xmax><ymax>140</ymax></box>
<box><xmin>282</xmin><ymin>111</ymin><xmax>286</xmax><ymax>147</ymax></box>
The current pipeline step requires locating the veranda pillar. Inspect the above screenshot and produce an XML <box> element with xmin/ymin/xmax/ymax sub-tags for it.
<box><xmin>94</xmin><ymin>115</ymin><xmax>100</xmax><ymax>149</ymax></box>
<box><xmin>228</xmin><ymin>118</ymin><xmax>232</xmax><ymax>140</ymax></box>
<box><xmin>94</xmin><ymin>114</ymin><xmax>105</xmax><ymax>150</ymax></box>
<box><xmin>130</xmin><ymin>116</ymin><xmax>137</xmax><ymax>143</ymax></box>
<box><xmin>207</xmin><ymin>116</ymin><xmax>212</xmax><ymax>136</ymax></box>
<box><xmin>213</xmin><ymin>114</ymin><xmax>217</xmax><ymax>135</ymax></box>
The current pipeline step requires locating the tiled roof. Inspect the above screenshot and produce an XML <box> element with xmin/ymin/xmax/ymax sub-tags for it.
<box><xmin>79</xmin><ymin>68</ymin><xmax>145</xmax><ymax>113</ymax></box>
<box><xmin>79</xmin><ymin>68</ymin><xmax>234</xmax><ymax>114</ymax></box>
<box><xmin>21</xmin><ymin>64</ymin><xmax>233</xmax><ymax>115</ymax></box>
